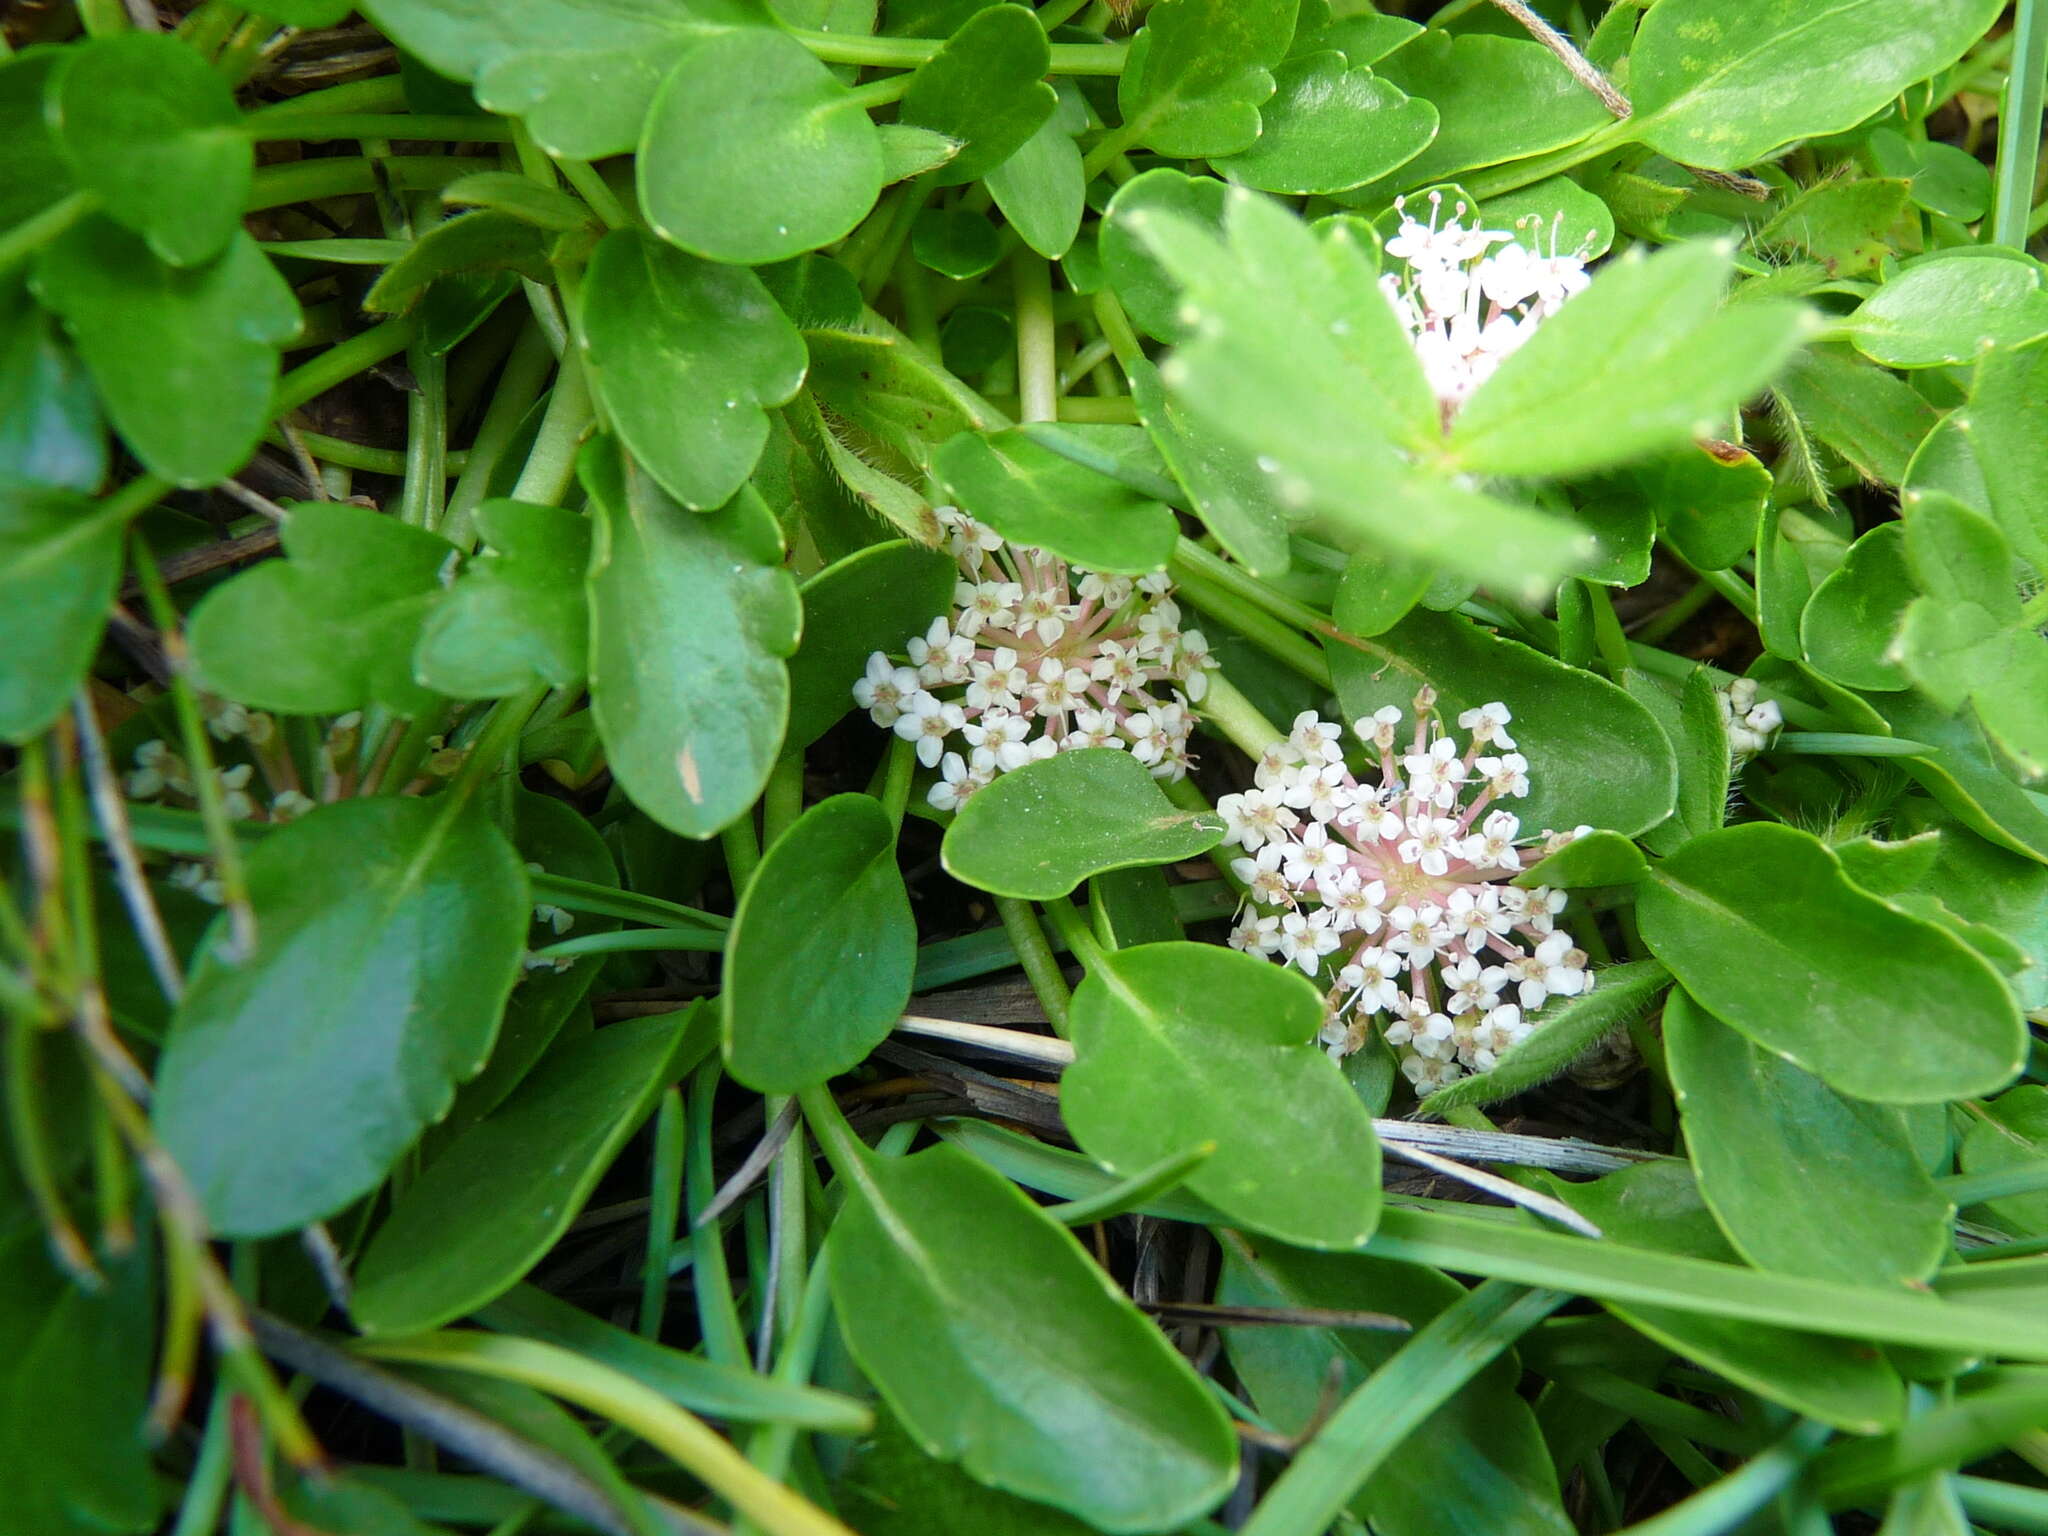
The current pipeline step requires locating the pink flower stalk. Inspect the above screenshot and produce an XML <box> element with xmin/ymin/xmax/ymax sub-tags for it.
<box><xmin>1217</xmin><ymin>691</ymin><xmax>1594</xmax><ymax>1091</ymax></box>
<box><xmin>855</xmin><ymin>506</ymin><xmax>1217</xmax><ymax>811</ymax></box>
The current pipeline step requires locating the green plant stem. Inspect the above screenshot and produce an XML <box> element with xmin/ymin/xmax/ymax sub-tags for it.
<box><xmin>877</xmin><ymin>735</ymin><xmax>917</xmax><ymax>835</ymax></box>
<box><xmin>275</xmin><ymin>315</ymin><xmax>418</xmax><ymax>416</ymax></box>
<box><xmin>1242</xmin><ymin>1281</ymin><xmax>1565</xmax><ymax>1536</ymax></box>
<box><xmin>1995</xmin><ymin>0</ymin><xmax>2048</xmax><ymax>250</ymax></box>
<box><xmin>130</xmin><ymin>540</ymin><xmax>257</xmax><ymax>955</ymax></box>
<box><xmin>167</xmin><ymin>1379</ymin><xmax>238</xmax><ymax>1536</ymax></box>
<box><xmin>1014</xmin><ymin>254</ymin><xmax>1059</xmax><ymax>424</ymax></box>
<box><xmin>1040</xmin><ymin>896</ymin><xmax>1107</xmax><ymax>972</ymax></box>
<box><xmin>762</xmin><ymin>752</ymin><xmax>804</xmax><ymax>849</ymax></box>
<box><xmin>1578</xmin><ymin>579</ymin><xmax>1634</xmax><ymax>680</ymax></box>
<box><xmin>247</xmin><ymin>113</ymin><xmax>520</xmax><ymax>142</ymax></box>
<box><xmin>557</xmin><ymin>158</ymin><xmax>632</xmax><ymax>230</ymax></box>
<box><xmin>527</xmin><ymin>927</ymin><xmax>728</xmax><ymax>962</ymax></box>
<box><xmin>639</xmin><ymin>1088</ymin><xmax>686</xmax><ymax>1340</ymax></box>
<box><xmin>722</xmin><ymin>815</ymin><xmax>763</xmax><ymax>898</ymax></box>
<box><xmin>1943</xmin><ymin>1159</ymin><xmax>2048</xmax><ymax>1207</ymax></box>
<box><xmin>1464</xmin><ymin>115</ymin><xmax>1637</xmax><ymax>200</ymax></box>
<box><xmin>686</xmin><ymin>1061</ymin><xmax>751</xmax><ymax>1370</ymax></box>
<box><xmin>4</xmin><ymin>1008</ymin><xmax>100</xmax><ymax>1285</ymax></box>
<box><xmin>788</xmin><ymin>27</ymin><xmax>1124</xmax><ymax>73</ymax></box>
<box><xmin>1080</xmin><ymin>120</ymin><xmax>1147</xmax><ymax>182</ymax></box>
<box><xmin>445</xmin><ymin>686</ymin><xmax>547</xmax><ymax>815</ymax></box>
<box><xmin>246</xmin><ymin>154</ymin><xmax>475</xmax><ymax>211</ymax></box>
<box><xmin>2022</xmin><ymin>584</ymin><xmax>2048</xmax><ymax>628</ymax></box>
<box><xmin>398</xmin><ymin>342</ymin><xmax>448</xmax><ymax>528</ymax></box>
<box><xmin>843</xmin><ymin>74</ymin><xmax>914</xmax><ymax>112</ymax></box>
<box><xmin>441</xmin><ymin>320</ymin><xmax>556</xmax><ymax>545</ymax></box>
<box><xmin>0</xmin><ymin>190</ymin><xmax>100</xmax><ymax>277</ymax></box>
<box><xmin>1632</xmin><ymin>576</ymin><xmax>1718</xmax><ymax>646</ymax></box>
<box><xmin>244</xmin><ymin>75</ymin><xmax>410</xmax><ymax>119</ymax></box>
<box><xmin>744</xmin><ymin>1248</ymin><xmax>835</xmax><ymax>1491</ymax></box>
<box><xmin>1171</xmin><ymin>561</ymin><xmax>1336</xmax><ymax>689</ymax></box>
<box><xmin>507</xmin><ymin>350</ymin><xmax>594</xmax><ymax>509</ymax></box>
<box><xmin>994</xmin><ymin>895</ymin><xmax>1072</xmax><ymax>1035</ymax></box>
<box><xmin>1199</xmin><ymin>671</ymin><xmax>1287</xmax><ymax>758</ymax></box>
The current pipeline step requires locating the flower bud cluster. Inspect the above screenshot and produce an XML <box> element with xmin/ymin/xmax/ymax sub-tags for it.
<box><xmin>1720</xmin><ymin>677</ymin><xmax>1784</xmax><ymax>759</ymax></box>
<box><xmin>855</xmin><ymin>506</ymin><xmax>1217</xmax><ymax>811</ymax></box>
<box><xmin>1380</xmin><ymin>190</ymin><xmax>1593</xmax><ymax>422</ymax></box>
<box><xmin>1217</xmin><ymin>693</ymin><xmax>1594</xmax><ymax>1092</ymax></box>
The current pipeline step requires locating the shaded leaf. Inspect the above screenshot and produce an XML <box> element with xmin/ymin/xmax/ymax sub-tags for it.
<box><xmin>0</xmin><ymin>488</ymin><xmax>124</xmax><ymax>744</ymax></box>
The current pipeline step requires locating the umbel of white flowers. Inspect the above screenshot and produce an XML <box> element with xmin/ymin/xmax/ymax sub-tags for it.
<box><xmin>1217</xmin><ymin>693</ymin><xmax>1594</xmax><ymax>1092</ymax></box>
<box><xmin>854</xmin><ymin>506</ymin><xmax>1218</xmax><ymax>811</ymax></box>
<box><xmin>1380</xmin><ymin>191</ymin><xmax>1593</xmax><ymax>423</ymax></box>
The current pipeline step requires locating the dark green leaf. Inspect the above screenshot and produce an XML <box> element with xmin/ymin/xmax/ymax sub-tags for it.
<box><xmin>1065</xmin><ymin>942</ymin><xmax>1382</xmax><ymax>1249</ymax></box>
<box><xmin>354</xmin><ymin>1007</ymin><xmax>713</xmax><ymax>1333</ymax></box>
<box><xmin>1801</xmin><ymin>521</ymin><xmax>1911</xmax><ymax>692</ymax></box>
<box><xmin>415</xmin><ymin>498</ymin><xmax>591</xmax><ymax>699</ymax></box>
<box><xmin>1959</xmin><ymin>1086</ymin><xmax>2048</xmax><ymax>1235</ymax></box>
<box><xmin>941</xmin><ymin>749</ymin><xmax>1224</xmax><ymax>899</ymax></box>
<box><xmin>51</xmin><ymin>34</ymin><xmax>249</xmax><ymax>267</ymax></box>
<box><xmin>1101</xmin><ymin>168</ymin><xmax>1230</xmax><ymax>343</ymax></box>
<box><xmin>0</xmin><ymin>488</ymin><xmax>123</xmax><ymax>744</ymax></box>
<box><xmin>34</xmin><ymin>220</ymin><xmax>299</xmax><ymax>488</ymax></box>
<box><xmin>583</xmin><ymin>437</ymin><xmax>801</xmax><ymax>839</ymax></box>
<box><xmin>363</xmin><ymin>211</ymin><xmax>554</xmax><ymax>315</ymax></box>
<box><xmin>1114</xmin><ymin>0</ymin><xmax>1294</xmax><ymax>158</ymax></box>
<box><xmin>910</xmin><ymin>208</ymin><xmax>1004</xmax><ymax>280</ymax></box>
<box><xmin>786</xmin><ymin>539</ymin><xmax>956</xmax><ymax>751</ymax></box>
<box><xmin>155</xmin><ymin>796</ymin><xmax>530</xmax><ymax>1236</ymax></box>
<box><xmin>1213</xmin><ymin>52</ymin><xmax>1438</xmax><ymax>197</ymax></box>
<box><xmin>828</xmin><ymin>1140</ymin><xmax>1237</xmax><ymax>1531</ymax></box>
<box><xmin>0</xmin><ymin>287</ymin><xmax>104</xmax><ymax>493</ymax></box>
<box><xmin>1636</xmin><ymin>822</ymin><xmax>2024</xmax><ymax>1104</ymax></box>
<box><xmin>899</xmin><ymin>4</ymin><xmax>1055</xmax><ymax>185</ymax></box>
<box><xmin>1367</xmin><ymin>31</ymin><xmax>1610</xmax><ymax>190</ymax></box>
<box><xmin>1625</xmin><ymin>667</ymin><xmax>1729</xmax><ymax>857</ymax></box>
<box><xmin>932</xmin><ymin>426</ymin><xmax>1178</xmax><ymax>575</ymax></box>
<box><xmin>0</xmin><ymin>51</ymin><xmax>70</xmax><ymax>230</ymax></box>
<box><xmin>985</xmin><ymin>82</ymin><xmax>1086</xmax><ymax>260</ymax></box>
<box><xmin>724</xmin><ymin>794</ymin><xmax>913</xmax><ymax>1092</ymax></box>
<box><xmin>187</xmin><ymin>501</ymin><xmax>455</xmax><ymax>716</ymax></box>
<box><xmin>1326</xmin><ymin>608</ymin><xmax>1678</xmax><ymax>837</ymax></box>
<box><xmin>639</xmin><ymin>28</ymin><xmax>883</xmax><ymax>265</ymax></box>
<box><xmin>1131</xmin><ymin>357</ymin><xmax>1293</xmax><ymax>578</ymax></box>
<box><xmin>1665</xmin><ymin>990</ymin><xmax>1952</xmax><ymax>1285</ymax></box>
<box><xmin>1609</xmin><ymin>440</ymin><xmax>1772</xmax><ymax>572</ymax></box>
<box><xmin>582</xmin><ymin>229</ymin><xmax>808</xmax><ymax>511</ymax></box>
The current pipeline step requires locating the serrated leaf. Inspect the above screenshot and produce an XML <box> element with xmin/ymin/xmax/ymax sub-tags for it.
<box><xmin>1114</xmin><ymin>0</ymin><xmax>1294</xmax><ymax>158</ymax></box>
<box><xmin>582</xmin><ymin>229</ymin><xmax>807</xmax><ymax>511</ymax></box>
<box><xmin>154</xmin><ymin>796</ymin><xmax>530</xmax><ymax>1236</ymax></box>
<box><xmin>582</xmin><ymin>436</ymin><xmax>800</xmax><ymax>839</ymax></box>
<box><xmin>188</xmin><ymin>501</ymin><xmax>454</xmax><ymax>716</ymax></box>
<box><xmin>941</xmin><ymin>748</ymin><xmax>1223</xmax><ymax>898</ymax></box>
<box><xmin>1066</xmin><ymin>942</ymin><xmax>1382</xmax><ymax>1249</ymax></box>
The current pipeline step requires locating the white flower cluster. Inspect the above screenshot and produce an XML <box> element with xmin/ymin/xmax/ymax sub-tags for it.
<box><xmin>855</xmin><ymin>506</ymin><xmax>1216</xmax><ymax>811</ymax></box>
<box><xmin>1380</xmin><ymin>191</ymin><xmax>1592</xmax><ymax>422</ymax></box>
<box><xmin>1720</xmin><ymin>677</ymin><xmax>1784</xmax><ymax>759</ymax></box>
<box><xmin>1218</xmin><ymin>691</ymin><xmax>1594</xmax><ymax>1092</ymax></box>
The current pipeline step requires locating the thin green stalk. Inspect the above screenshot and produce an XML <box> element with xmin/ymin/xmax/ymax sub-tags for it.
<box><xmin>788</xmin><ymin>27</ymin><xmax>1124</xmax><ymax>73</ymax></box>
<box><xmin>762</xmin><ymin>752</ymin><xmax>804</xmax><ymax>849</ymax></box>
<box><xmin>877</xmin><ymin>735</ymin><xmax>917</xmax><ymax>835</ymax></box>
<box><xmin>1172</xmin><ymin>566</ymin><xmax>1335</xmax><ymax>689</ymax></box>
<box><xmin>246</xmin><ymin>154</ymin><xmax>474</xmax><ymax>212</ymax></box>
<box><xmin>1994</xmin><ymin>0</ymin><xmax>2048</xmax><ymax>250</ymax></box>
<box><xmin>0</xmin><ymin>190</ymin><xmax>100</xmax><ymax>277</ymax></box>
<box><xmin>528</xmin><ymin>928</ymin><xmax>727</xmax><ymax>962</ymax></box>
<box><xmin>639</xmin><ymin>1089</ymin><xmax>686</xmax><ymax>1340</ymax></box>
<box><xmin>1241</xmin><ymin>1282</ymin><xmax>1566</xmax><ymax>1536</ymax></box>
<box><xmin>398</xmin><ymin>343</ymin><xmax>449</xmax><ymax>528</ymax></box>
<box><xmin>722</xmin><ymin>814</ymin><xmax>763</xmax><ymax>899</ymax></box>
<box><xmin>442</xmin><ymin>320</ymin><xmax>556</xmax><ymax>545</ymax></box>
<box><xmin>1632</xmin><ymin>576</ymin><xmax>1717</xmax><ymax>646</ymax></box>
<box><xmin>1578</xmin><ymin>579</ymin><xmax>1633</xmax><ymax>680</ymax></box>
<box><xmin>557</xmin><ymin>158</ymin><xmax>632</xmax><ymax>230</ymax></box>
<box><xmin>247</xmin><ymin>113</ymin><xmax>519</xmax><ymax>143</ymax></box>
<box><xmin>168</xmin><ymin>1379</ymin><xmax>239</xmax><ymax>1536</ymax></box>
<box><xmin>1041</xmin><ymin>896</ymin><xmax>1108</xmax><ymax>972</ymax></box>
<box><xmin>687</xmin><ymin>1061</ymin><xmax>752</xmax><ymax>1370</ymax></box>
<box><xmin>275</xmin><ymin>315</ymin><xmax>417</xmax><ymax>416</ymax></box>
<box><xmin>1014</xmin><ymin>253</ymin><xmax>1059</xmax><ymax>425</ymax></box>
<box><xmin>1198</xmin><ymin>671</ymin><xmax>1287</xmax><ymax>758</ymax></box>
<box><xmin>130</xmin><ymin>540</ymin><xmax>257</xmax><ymax>955</ymax></box>
<box><xmin>244</xmin><ymin>75</ymin><xmax>410</xmax><ymax>119</ymax></box>
<box><xmin>1464</xmin><ymin>116</ymin><xmax>1637</xmax><ymax>200</ymax></box>
<box><xmin>856</xmin><ymin>183</ymin><xmax>931</xmax><ymax>301</ymax></box>
<box><xmin>1957</xmin><ymin>1476</ymin><xmax>2048</xmax><ymax>1533</ymax></box>
<box><xmin>1080</xmin><ymin>120</ymin><xmax>1147</xmax><ymax>182</ymax></box>
<box><xmin>507</xmin><ymin>351</ymin><xmax>594</xmax><ymax>509</ymax></box>
<box><xmin>5</xmin><ymin>1008</ymin><xmax>101</xmax><ymax>1285</ymax></box>
<box><xmin>843</xmin><ymin>74</ymin><xmax>913</xmax><ymax>112</ymax></box>
<box><xmin>744</xmin><ymin>1248</ymin><xmax>835</xmax><ymax>1490</ymax></box>
<box><xmin>1942</xmin><ymin>1159</ymin><xmax>2048</xmax><ymax>1207</ymax></box>
<box><xmin>994</xmin><ymin>895</ymin><xmax>1072</xmax><ymax>1035</ymax></box>
<box><xmin>443</xmin><ymin>686</ymin><xmax>547</xmax><ymax>816</ymax></box>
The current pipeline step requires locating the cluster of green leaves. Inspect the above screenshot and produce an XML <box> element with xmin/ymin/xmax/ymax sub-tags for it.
<box><xmin>5</xmin><ymin>0</ymin><xmax>2048</xmax><ymax>1534</ymax></box>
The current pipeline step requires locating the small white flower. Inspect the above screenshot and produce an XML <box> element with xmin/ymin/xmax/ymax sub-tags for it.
<box><xmin>853</xmin><ymin>652</ymin><xmax>920</xmax><ymax>726</ymax></box>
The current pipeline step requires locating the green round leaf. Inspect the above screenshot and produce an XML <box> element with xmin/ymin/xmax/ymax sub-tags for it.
<box><xmin>1511</xmin><ymin>830</ymin><xmax>1647</xmax><ymax>889</ymax></box>
<box><xmin>582</xmin><ymin>229</ymin><xmax>808</xmax><ymax>512</ymax></box>
<box><xmin>414</xmin><ymin>498</ymin><xmax>592</xmax><ymax>700</ymax></box>
<box><xmin>1848</xmin><ymin>253</ymin><xmax>2048</xmax><ymax>369</ymax></box>
<box><xmin>354</xmin><ymin>1007</ymin><xmax>713</xmax><ymax>1334</ymax></box>
<box><xmin>33</xmin><ymin>220</ymin><xmax>300</xmax><ymax>488</ymax></box>
<box><xmin>1101</xmin><ymin>168</ymin><xmax>1230</xmax><ymax>343</ymax></box>
<box><xmin>898</xmin><ymin>3</ymin><xmax>1056</xmax><ymax>186</ymax></box>
<box><xmin>1065</xmin><ymin>942</ymin><xmax>1382</xmax><ymax>1249</ymax></box>
<box><xmin>1665</xmin><ymin>990</ymin><xmax>1952</xmax><ymax>1287</ymax></box>
<box><xmin>1214</xmin><ymin>52</ymin><xmax>1437</xmax><ymax>196</ymax></box>
<box><xmin>1800</xmin><ymin>521</ymin><xmax>1911</xmax><ymax>692</ymax></box>
<box><xmin>0</xmin><ymin>488</ymin><xmax>123</xmax><ymax>744</ymax></box>
<box><xmin>638</xmin><ymin>28</ymin><xmax>884</xmax><ymax>265</ymax></box>
<box><xmin>1637</xmin><ymin>822</ymin><xmax>2025</xmax><ymax>1104</ymax></box>
<box><xmin>932</xmin><ymin>426</ymin><xmax>1180</xmax><ymax>575</ymax></box>
<box><xmin>785</xmin><ymin>539</ymin><xmax>956</xmax><ymax>752</ymax></box>
<box><xmin>985</xmin><ymin>82</ymin><xmax>1086</xmax><ymax>260</ymax></box>
<box><xmin>828</xmin><ymin>1141</ymin><xmax>1237</xmax><ymax>1532</ymax></box>
<box><xmin>1114</xmin><ymin>0</ymin><xmax>1294</xmax><ymax>159</ymax></box>
<box><xmin>1629</xmin><ymin>0</ymin><xmax>2005</xmax><ymax>172</ymax></box>
<box><xmin>1483</xmin><ymin>175</ymin><xmax>1616</xmax><ymax>260</ymax></box>
<box><xmin>187</xmin><ymin>500</ymin><xmax>456</xmax><ymax>717</ymax></box>
<box><xmin>941</xmin><ymin>749</ymin><xmax>1224</xmax><ymax>900</ymax></box>
<box><xmin>582</xmin><ymin>437</ymin><xmax>801</xmax><ymax>840</ymax></box>
<box><xmin>724</xmin><ymin>794</ymin><xmax>914</xmax><ymax>1093</ymax></box>
<box><xmin>50</xmin><ymin>34</ymin><xmax>250</xmax><ymax>267</ymax></box>
<box><xmin>1325</xmin><ymin>607</ymin><xmax>1678</xmax><ymax>838</ymax></box>
<box><xmin>1607</xmin><ymin>441</ymin><xmax>1773</xmax><ymax>573</ymax></box>
<box><xmin>154</xmin><ymin>797</ymin><xmax>530</xmax><ymax>1237</ymax></box>
<box><xmin>910</xmin><ymin>207</ymin><xmax>1004</xmax><ymax>281</ymax></box>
